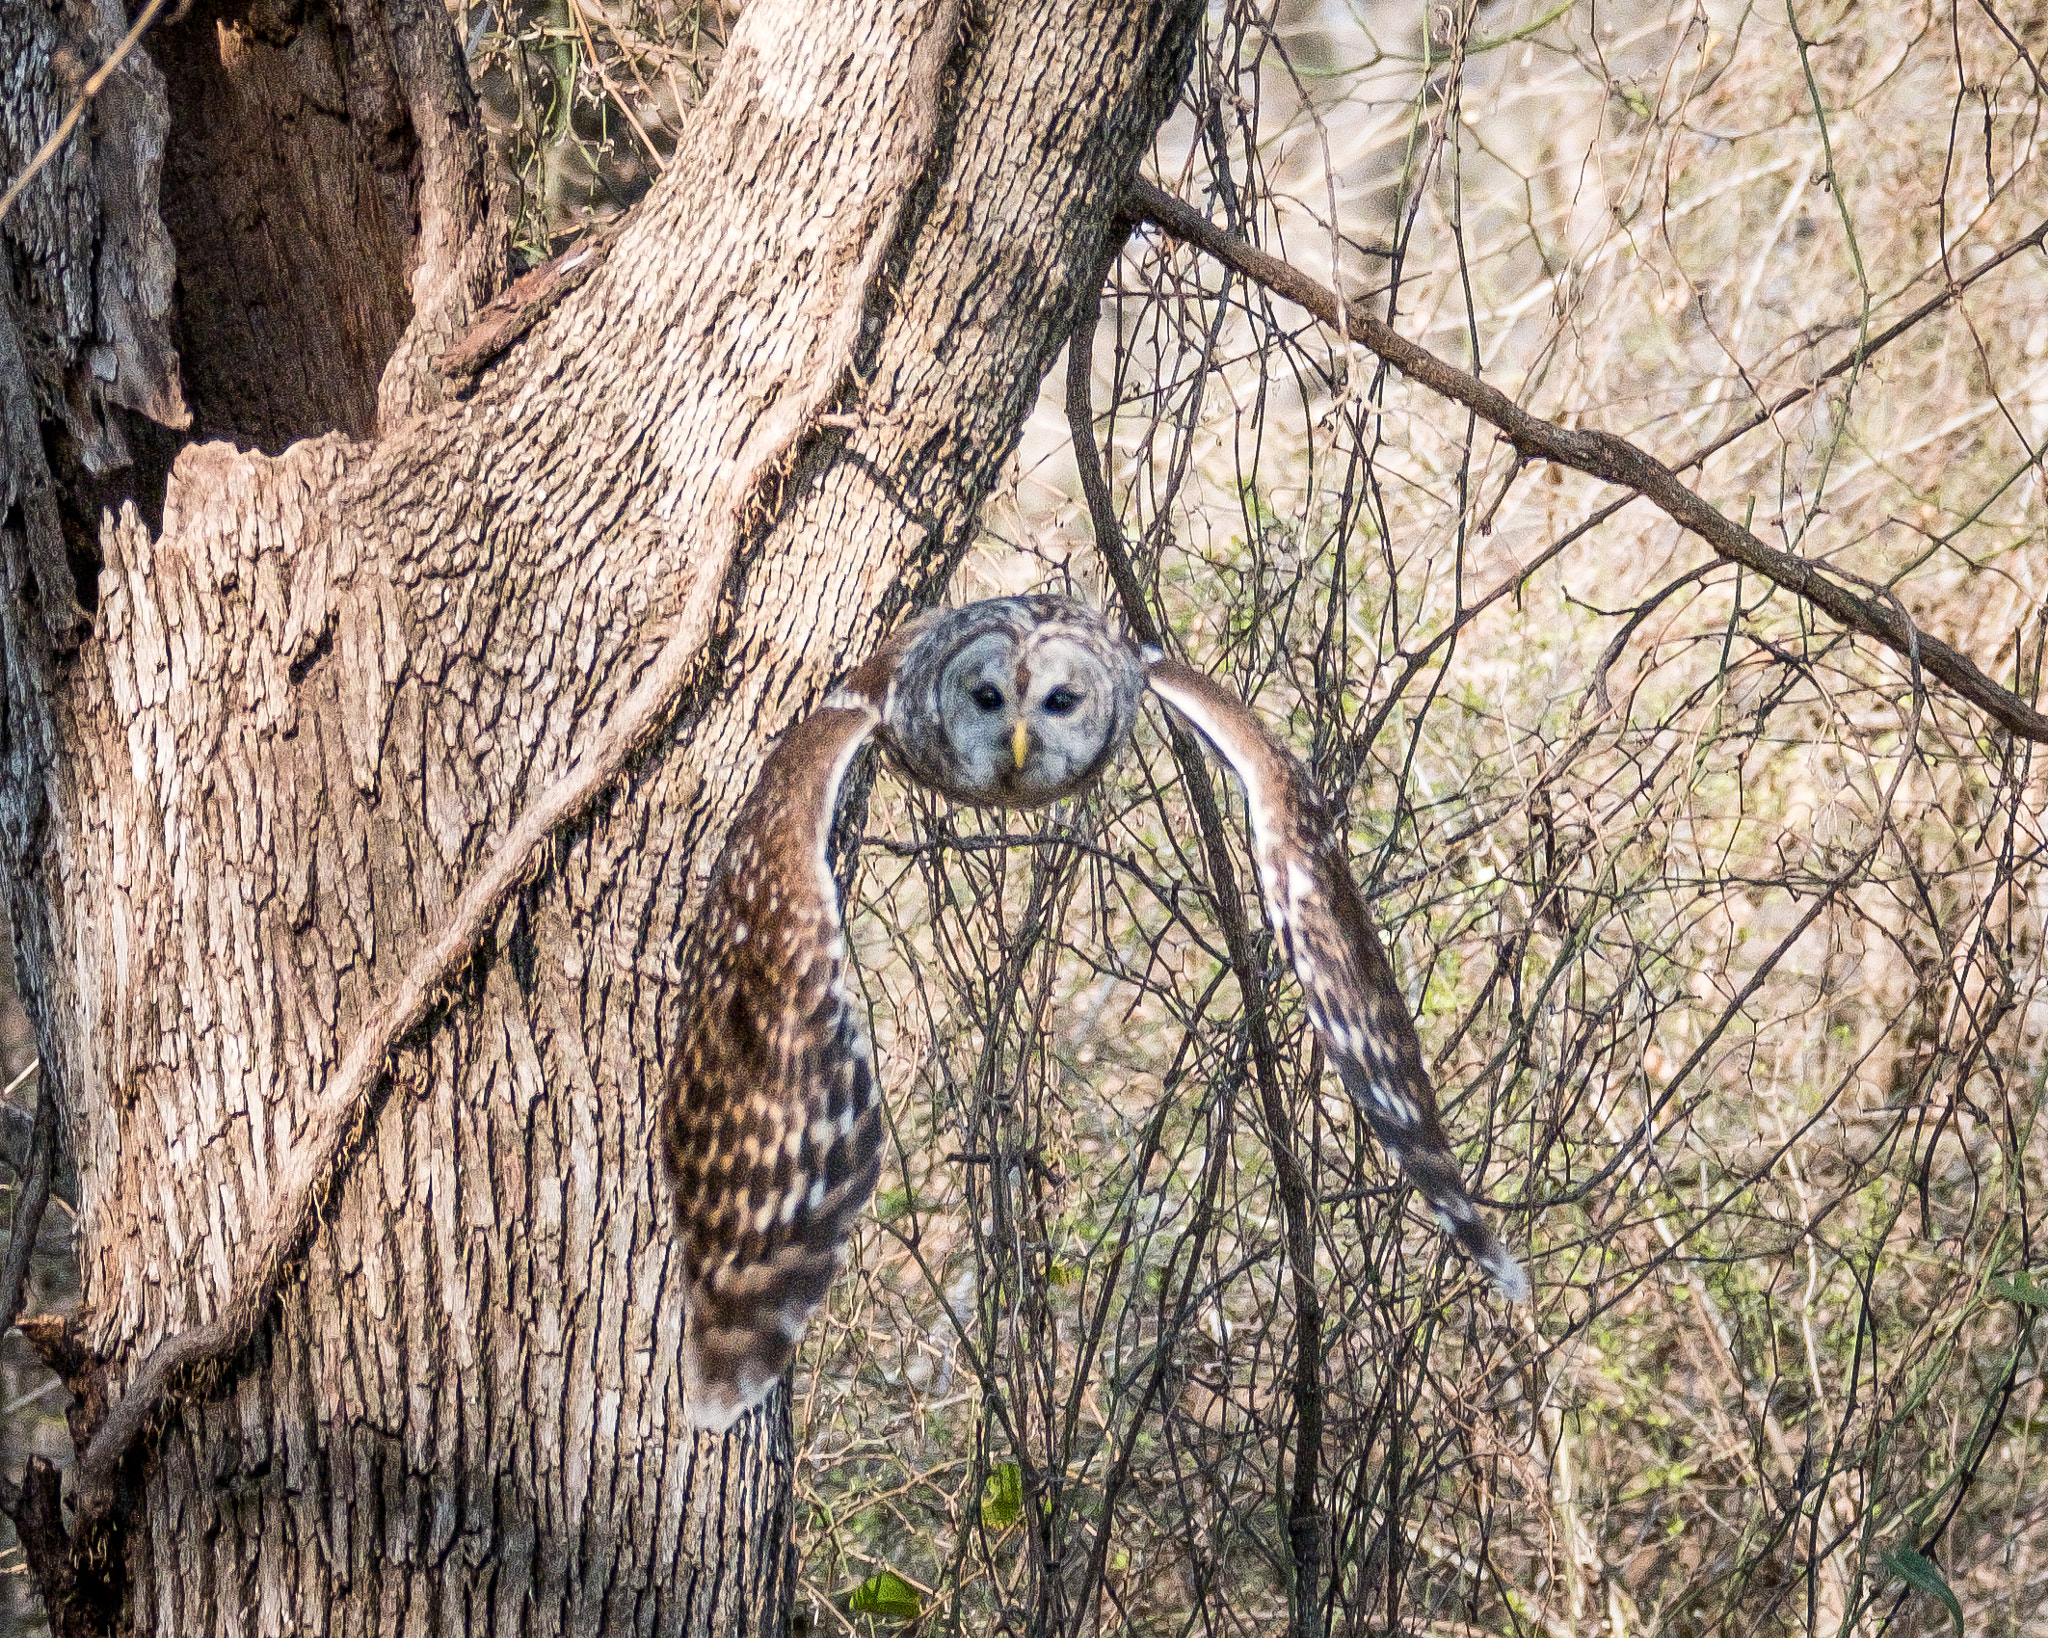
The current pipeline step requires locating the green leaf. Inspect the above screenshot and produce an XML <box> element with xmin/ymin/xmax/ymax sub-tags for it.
<box><xmin>1989</xmin><ymin>1269</ymin><xmax>2048</xmax><ymax>1307</ymax></box>
<box><xmin>981</xmin><ymin>1461</ymin><xmax>1024</xmax><ymax>1528</ymax></box>
<box><xmin>847</xmin><ymin>1569</ymin><xmax>923</xmax><ymax>1620</ymax></box>
<box><xmin>1884</xmin><ymin>1547</ymin><xmax>1962</xmax><ymax>1636</ymax></box>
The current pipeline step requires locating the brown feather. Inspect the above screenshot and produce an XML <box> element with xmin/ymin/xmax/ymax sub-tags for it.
<box><xmin>662</xmin><ymin>702</ymin><xmax>885</xmax><ymax>1429</ymax></box>
<box><xmin>1145</xmin><ymin>658</ymin><xmax>1529</xmax><ymax>1301</ymax></box>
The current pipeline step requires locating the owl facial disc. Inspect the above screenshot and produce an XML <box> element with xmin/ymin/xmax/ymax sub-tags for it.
<box><xmin>882</xmin><ymin>594</ymin><xmax>1146</xmax><ymax>807</ymax></box>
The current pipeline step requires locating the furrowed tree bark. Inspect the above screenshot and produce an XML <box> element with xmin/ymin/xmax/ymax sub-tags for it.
<box><xmin>0</xmin><ymin>1</ymin><xmax>1201</xmax><ymax>1632</ymax></box>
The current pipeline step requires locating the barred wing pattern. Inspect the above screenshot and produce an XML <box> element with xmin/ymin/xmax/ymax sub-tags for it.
<box><xmin>662</xmin><ymin>691</ymin><xmax>887</xmax><ymax>1431</ymax></box>
<box><xmin>662</xmin><ymin>609</ymin><xmax>1525</xmax><ymax>1435</ymax></box>
<box><xmin>1146</xmin><ymin>658</ymin><xmax>1529</xmax><ymax>1302</ymax></box>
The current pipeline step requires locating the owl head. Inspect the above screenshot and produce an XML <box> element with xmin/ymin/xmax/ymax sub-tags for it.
<box><xmin>880</xmin><ymin>594</ymin><xmax>1147</xmax><ymax>807</ymax></box>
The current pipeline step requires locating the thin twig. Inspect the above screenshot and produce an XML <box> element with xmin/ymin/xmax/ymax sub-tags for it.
<box><xmin>69</xmin><ymin>0</ymin><xmax>961</xmax><ymax>1528</ymax></box>
<box><xmin>1125</xmin><ymin>177</ymin><xmax>2048</xmax><ymax>743</ymax></box>
<box><xmin>1673</xmin><ymin>215</ymin><xmax>2048</xmax><ymax>477</ymax></box>
<box><xmin>1066</xmin><ymin>233</ymin><xmax>1328</xmax><ymax>1635</ymax></box>
<box><xmin>567</xmin><ymin>0</ymin><xmax>670</xmax><ymax>174</ymax></box>
<box><xmin>1974</xmin><ymin>0</ymin><xmax>2048</xmax><ymax>98</ymax></box>
<box><xmin>0</xmin><ymin>0</ymin><xmax>174</xmax><ymax>226</ymax></box>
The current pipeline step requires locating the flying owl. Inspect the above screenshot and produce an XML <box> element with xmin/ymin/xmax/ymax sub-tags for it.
<box><xmin>662</xmin><ymin>595</ymin><xmax>1528</xmax><ymax>1431</ymax></box>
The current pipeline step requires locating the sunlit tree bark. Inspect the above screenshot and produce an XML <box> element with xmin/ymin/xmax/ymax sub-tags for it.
<box><xmin>0</xmin><ymin>0</ymin><xmax>1200</xmax><ymax>1630</ymax></box>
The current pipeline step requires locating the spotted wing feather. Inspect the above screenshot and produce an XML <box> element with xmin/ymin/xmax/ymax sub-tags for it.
<box><xmin>1146</xmin><ymin>658</ymin><xmax>1529</xmax><ymax>1301</ymax></box>
<box><xmin>662</xmin><ymin>692</ymin><xmax>888</xmax><ymax>1431</ymax></box>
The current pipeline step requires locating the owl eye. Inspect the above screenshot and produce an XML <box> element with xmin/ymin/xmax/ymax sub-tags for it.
<box><xmin>969</xmin><ymin>683</ymin><xmax>1005</xmax><ymax>711</ymax></box>
<box><xmin>1041</xmin><ymin>687</ymin><xmax>1082</xmax><ymax>716</ymax></box>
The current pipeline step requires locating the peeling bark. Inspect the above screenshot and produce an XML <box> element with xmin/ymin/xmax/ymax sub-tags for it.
<box><xmin>1</xmin><ymin>0</ymin><xmax>1200</xmax><ymax>1633</ymax></box>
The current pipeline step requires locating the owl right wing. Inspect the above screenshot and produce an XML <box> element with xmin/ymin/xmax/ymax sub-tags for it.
<box><xmin>663</xmin><ymin>656</ymin><xmax>904</xmax><ymax>1431</ymax></box>
<box><xmin>1145</xmin><ymin>657</ymin><xmax>1530</xmax><ymax>1302</ymax></box>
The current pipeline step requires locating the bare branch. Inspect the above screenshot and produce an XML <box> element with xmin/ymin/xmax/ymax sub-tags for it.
<box><xmin>1068</xmin><ymin>239</ymin><xmax>1328</xmax><ymax>1634</ymax></box>
<box><xmin>1124</xmin><ymin>177</ymin><xmax>2048</xmax><ymax>743</ymax></box>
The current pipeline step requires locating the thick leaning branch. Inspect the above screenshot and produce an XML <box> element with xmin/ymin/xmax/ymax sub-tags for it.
<box><xmin>1125</xmin><ymin>178</ymin><xmax>2048</xmax><ymax>744</ymax></box>
<box><xmin>69</xmin><ymin>0</ymin><xmax>961</xmax><ymax>1526</ymax></box>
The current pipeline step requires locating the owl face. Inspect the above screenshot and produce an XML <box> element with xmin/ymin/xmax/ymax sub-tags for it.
<box><xmin>882</xmin><ymin>595</ymin><xmax>1145</xmax><ymax>807</ymax></box>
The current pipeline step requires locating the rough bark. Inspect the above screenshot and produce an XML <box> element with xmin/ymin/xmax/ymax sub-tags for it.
<box><xmin>0</xmin><ymin>0</ymin><xmax>1201</xmax><ymax>1633</ymax></box>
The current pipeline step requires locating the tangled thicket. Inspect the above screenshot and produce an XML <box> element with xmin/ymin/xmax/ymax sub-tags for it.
<box><xmin>463</xmin><ymin>0</ymin><xmax>726</xmax><ymax>257</ymax></box>
<box><xmin>6</xmin><ymin>0</ymin><xmax>2048</xmax><ymax>1634</ymax></box>
<box><xmin>799</xmin><ymin>2</ymin><xmax>2048</xmax><ymax>1632</ymax></box>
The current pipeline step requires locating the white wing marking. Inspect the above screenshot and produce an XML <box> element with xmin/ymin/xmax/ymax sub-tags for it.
<box><xmin>812</xmin><ymin>705</ymin><xmax>880</xmax><ymax>906</ymax></box>
<box><xmin>1145</xmin><ymin>657</ymin><xmax>1531</xmax><ymax>1304</ymax></box>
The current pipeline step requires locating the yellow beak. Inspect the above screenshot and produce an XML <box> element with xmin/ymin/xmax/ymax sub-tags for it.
<box><xmin>1011</xmin><ymin>719</ymin><xmax>1031</xmax><ymax>771</ymax></box>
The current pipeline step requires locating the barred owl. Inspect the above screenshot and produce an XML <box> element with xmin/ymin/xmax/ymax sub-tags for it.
<box><xmin>663</xmin><ymin>595</ymin><xmax>1527</xmax><ymax>1432</ymax></box>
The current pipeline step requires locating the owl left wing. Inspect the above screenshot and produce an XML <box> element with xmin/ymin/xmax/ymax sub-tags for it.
<box><xmin>1145</xmin><ymin>657</ymin><xmax>1530</xmax><ymax>1302</ymax></box>
<box><xmin>663</xmin><ymin>656</ymin><xmax>904</xmax><ymax>1431</ymax></box>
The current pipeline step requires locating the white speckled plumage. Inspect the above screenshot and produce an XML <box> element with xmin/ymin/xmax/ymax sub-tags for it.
<box><xmin>663</xmin><ymin>595</ymin><xmax>1525</xmax><ymax>1433</ymax></box>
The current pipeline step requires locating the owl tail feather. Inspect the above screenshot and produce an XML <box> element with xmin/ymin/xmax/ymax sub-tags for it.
<box><xmin>1439</xmin><ymin>1205</ymin><xmax>1532</xmax><ymax>1304</ymax></box>
<box><xmin>680</xmin><ymin>1239</ymin><xmax>844</xmax><ymax>1432</ymax></box>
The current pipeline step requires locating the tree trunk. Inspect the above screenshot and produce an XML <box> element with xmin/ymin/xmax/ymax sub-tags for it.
<box><xmin>0</xmin><ymin>0</ymin><xmax>1200</xmax><ymax>1631</ymax></box>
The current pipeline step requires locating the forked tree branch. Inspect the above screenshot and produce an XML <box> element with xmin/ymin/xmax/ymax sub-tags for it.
<box><xmin>68</xmin><ymin>0</ymin><xmax>961</xmax><ymax>1529</ymax></box>
<box><xmin>1124</xmin><ymin>177</ymin><xmax>2048</xmax><ymax>744</ymax></box>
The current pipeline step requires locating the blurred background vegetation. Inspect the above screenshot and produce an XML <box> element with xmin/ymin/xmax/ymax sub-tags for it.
<box><xmin>461</xmin><ymin>0</ymin><xmax>728</xmax><ymax>260</ymax></box>
<box><xmin>1</xmin><ymin>919</ymin><xmax>67</xmax><ymax>1631</ymax></box>
<box><xmin>8</xmin><ymin>0</ymin><xmax>2048</xmax><ymax>1633</ymax></box>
